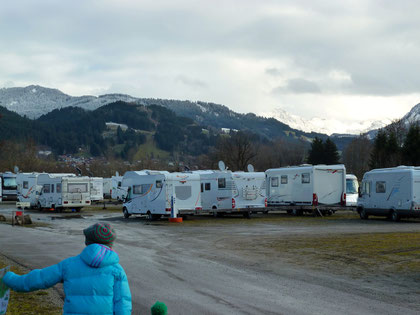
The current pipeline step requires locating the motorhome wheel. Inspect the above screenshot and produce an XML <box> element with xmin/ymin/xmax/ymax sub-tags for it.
<box><xmin>359</xmin><ymin>208</ymin><xmax>368</xmax><ymax>220</ymax></box>
<box><xmin>391</xmin><ymin>210</ymin><xmax>400</xmax><ymax>222</ymax></box>
<box><xmin>123</xmin><ymin>207</ymin><xmax>130</xmax><ymax>219</ymax></box>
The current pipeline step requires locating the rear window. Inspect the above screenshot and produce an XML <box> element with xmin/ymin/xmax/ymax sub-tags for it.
<box><xmin>281</xmin><ymin>175</ymin><xmax>288</xmax><ymax>184</ymax></box>
<box><xmin>205</xmin><ymin>183</ymin><xmax>211</xmax><ymax>191</ymax></box>
<box><xmin>218</xmin><ymin>178</ymin><xmax>226</xmax><ymax>189</ymax></box>
<box><xmin>43</xmin><ymin>184</ymin><xmax>50</xmax><ymax>193</ymax></box>
<box><xmin>68</xmin><ymin>183</ymin><xmax>88</xmax><ymax>193</ymax></box>
<box><xmin>23</xmin><ymin>181</ymin><xmax>28</xmax><ymax>189</ymax></box>
<box><xmin>175</xmin><ymin>186</ymin><xmax>192</xmax><ymax>200</ymax></box>
<box><xmin>302</xmin><ymin>173</ymin><xmax>310</xmax><ymax>184</ymax></box>
<box><xmin>271</xmin><ymin>177</ymin><xmax>279</xmax><ymax>187</ymax></box>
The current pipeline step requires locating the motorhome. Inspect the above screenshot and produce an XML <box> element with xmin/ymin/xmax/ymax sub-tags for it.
<box><xmin>103</xmin><ymin>178</ymin><xmax>112</xmax><ymax>199</ymax></box>
<box><xmin>265</xmin><ymin>164</ymin><xmax>346</xmax><ymax>209</ymax></box>
<box><xmin>0</xmin><ymin>172</ymin><xmax>18</xmax><ymax>201</ymax></box>
<box><xmin>122</xmin><ymin>171</ymin><xmax>202</xmax><ymax>219</ymax></box>
<box><xmin>0</xmin><ymin>177</ymin><xmax>2</xmax><ymax>203</ymax></box>
<box><xmin>37</xmin><ymin>174</ymin><xmax>91</xmax><ymax>211</ymax></box>
<box><xmin>346</xmin><ymin>174</ymin><xmax>359</xmax><ymax>207</ymax></box>
<box><xmin>231</xmin><ymin>171</ymin><xmax>267</xmax><ymax>209</ymax></box>
<box><xmin>193</xmin><ymin>170</ymin><xmax>235</xmax><ymax>210</ymax></box>
<box><xmin>357</xmin><ymin>166</ymin><xmax>420</xmax><ymax>221</ymax></box>
<box><xmin>111</xmin><ymin>176</ymin><xmax>127</xmax><ymax>201</ymax></box>
<box><xmin>90</xmin><ymin>177</ymin><xmax>104</xmax><ymax>202</ymax></box>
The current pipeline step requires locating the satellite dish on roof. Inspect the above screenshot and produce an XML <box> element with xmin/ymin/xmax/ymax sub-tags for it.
<box><xmin>14</xmin><ymin>166</ymin><xmax>19</xmax><ymax>174</ymax></box>
<box><xmin>116</xmin><ymin>171</ymin><xmax>119</xmax><ymax>177</ymax></box>
<box><xmin>218</xmin><ymin>161</ymin><xmax>226</xmax><ymax>171</ymax></box>
<box><xmin>247</xmin><ymin>164</ymin><xmax>255</xmax><ymax>172</ymax></box>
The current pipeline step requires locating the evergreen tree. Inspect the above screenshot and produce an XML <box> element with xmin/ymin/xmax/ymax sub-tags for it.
<box><xmin>402</xmin><ymin>123</ymin><xmax>420</xmax><ymax>165</ymax></box>
<box><xmin>307</xmin><ymin>137</ymin><xmax>325</xmax><ymax>164</ymax></box>
<box><xmin>369</xmin><ymin>130</ymin><xmax>389</xmax><ymax>169</ymax></box>
<box><xmin>324</xmin><ymin>138</ymin><xmax>340</xmax><ymax>164</ymax></box>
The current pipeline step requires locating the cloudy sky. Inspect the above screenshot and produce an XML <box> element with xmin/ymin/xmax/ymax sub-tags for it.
<box><xmin>1</xmin><ymin>0</ymin><xmax>420</xmax><ymax>133</ymax></box>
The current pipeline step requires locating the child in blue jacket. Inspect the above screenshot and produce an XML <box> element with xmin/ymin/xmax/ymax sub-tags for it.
<box><xmin>1</xmin><ymin>222</ymin><xmax>132</xmax><ymax>315</ymax></box>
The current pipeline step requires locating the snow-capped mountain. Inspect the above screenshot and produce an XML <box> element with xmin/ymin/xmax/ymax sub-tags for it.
<box><xmin>261</xmin><ymin>108</ymin><xmax>391</xmax><ymax>136</ymax></box>
<box><xmin>401</xmin><ymin>103</ymin><xmax>420</xmax><ymax>126</ymax></box>
<box><xmin>0</xmin><ymin>85</ymin><xmax>139</xmax><ymax>119</ymax></box>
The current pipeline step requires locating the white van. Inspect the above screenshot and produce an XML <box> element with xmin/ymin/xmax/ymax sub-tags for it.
<box><xmin>122</xmin><ymin>171</ymin><xmax>202</xmax><ymax>220</ymax></box>
<box><xmin>265</xmin><ymin>164</ymin><xmax>346</xmax><ymax>207</ymax></box>
<box><xmin>346</xmin><ymin>174</ymin><xmax>359</xmax><ymax>207</ymax></box>
<box><xmin>37</xmin><ymin>174</ymin><xmax>91</xmax><ymax>211</ymax></box>
<box><xmin>357</xmin><ymin>166</ymin><xmax>420</xmax><ymax>221</ymax></box>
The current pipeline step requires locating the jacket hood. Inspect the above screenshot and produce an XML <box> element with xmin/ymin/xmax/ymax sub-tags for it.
<box><xmin>80</xmin><ymin>244</ymin><xmax>119</xmax><ymax>268</ymax></box>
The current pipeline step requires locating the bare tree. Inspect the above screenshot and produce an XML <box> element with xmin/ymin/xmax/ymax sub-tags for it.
<box><xmin>342</xmin><ymin>135</ymin><xmax>373</xmax><ymax>179</ymax></box>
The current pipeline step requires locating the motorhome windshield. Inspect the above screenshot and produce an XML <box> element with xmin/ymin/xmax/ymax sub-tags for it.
<box><xmin>3</xmin><ymin>177</ymin><xmax>17</xmax><ymax>189</ymax></box>
<box><xmin>346</xmin><ymin>178</ymin><xmax>358</xmax><ymax>194</ymax></box>
<box><xmin>68</xmin><ymin>183</ymin><xmax>88</xmax><ymax>193</ymax></box>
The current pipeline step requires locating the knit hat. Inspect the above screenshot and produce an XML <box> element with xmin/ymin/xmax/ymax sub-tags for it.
<box><xmin>151</xmin><ymin>301</ymin><xmax>168</xmax><ymax>315</ymax></box>
<box><xmin>83</xmin><ymin>223</ymin><xmax>116</xmax><ymax>248</ymax></box>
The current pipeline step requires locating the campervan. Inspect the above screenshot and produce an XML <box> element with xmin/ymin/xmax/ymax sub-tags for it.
<box><xmin>193</xmin><ymin>170</ymin><xmax>235</xmax><ymax>210</ymax></box>
<box><xmin>357</xmin><ymin>166</ymin><xmax>420</xmax><ymax>221</ymax></box>
<box><xmin>37</xmin><ymin>174</ymin><xmax>91</xmax><ymax>211</ymax></box>
<box><xmin>231</xmin><ymin>171</ymin><xmax>267</xmax><ymax>209</ymax></box>
<box><xmin>0</xmin><ymin>172</ymin><xmax>17</xmax><ymax>201</ymax></box>
<box><xmin>122</xmin><ymin>171</ymin><xmax>202</xmax><ymax>219</ymax></box>
<box><xmin>111</xmin><ymin>176</ymin><xmax>127</xmax><ymax>201</ymax></box>
<box><xmin>346</xmin><ymin>174</ymin><xmax>359</xmax><ymax>206</ymax></box>
<box><xmin>90</xmin><ymin>177</ymin><xmax>104</xmax><ymax>202</ymax></box>
<box><xmin>103</xmin><ymin>178</ymin><xmax>112</xmax><ymax>199</ymax></box>
<box><xmin>265</xmin><ymin>164</ymin><xmax>346</xmax><ymax>207</ymax></box>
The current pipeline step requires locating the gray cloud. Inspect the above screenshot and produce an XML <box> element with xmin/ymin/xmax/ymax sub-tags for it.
<box><xmin>272</xmin><ymin>79</ymin><xmax>321</xmax><ymax>94</ymax></box>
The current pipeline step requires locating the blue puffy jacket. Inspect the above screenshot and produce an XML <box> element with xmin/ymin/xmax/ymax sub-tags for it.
<box><xmin>2</xmin><ymin>244</ymin><xmax>132</xmax><ymax>315</ymax></box>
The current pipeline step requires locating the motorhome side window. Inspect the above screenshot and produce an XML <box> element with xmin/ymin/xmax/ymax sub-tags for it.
<box><xmin>118</xmin><ymin>181</ymin><xmax>121</xmax><ymax>187</ymax></box>
<box><xmin>51</xmin><ymin>184</ymin><xmax>54</xmax><ymax>193</ymax></box>
<box><xmin>43</xmin><ymin>184</ymin><xmax>50</xmax><ymax>193</ymax></box>
<box><xmin>302</xmin><ymin>173</ymin><xmax>310</xmax><ymax>184</ymax></box>
<box><xmin>376</xmin><ymin>181</ymin><xmax>386</xmax><ymax>193</ymax></box>
<box><xmin>23</xmin><ymin>181</ymin><xmax>28</xmax><ymax>189</ymax></box>
<box><xmin>156</xmin><ymin>180</ymin><xmax>163</xmax><ymax>188</ymax></box>
<box><xmin>281</xmin><ymin>176</ymin><xmax>288</xmax><ymax>184</ymax></box>
<box><xmin>133</xmin><ymin>185</ymin><xmax>143</xmax><ymax>194</ymax></box>
<box><xmin>56</xmin><ymin>183</ymin><xmax>61</xmax><ymax>193</ymax></box>
<box><xmin>271</xmin><ymin>177</ymin><xmax>279</xmax><ymax>187</ymax></box>
<box><xmin>201</xmin><ymin>183</ymin><xmax>204</xmax><ymax>193</ymax></box>
<box><xmin>205</xmin><ymin>183</ymin><xmax>211</xmax><ymax>191</ymax></box>
<box><xmin>218</xmin><ymin>178</ymin><xmax>226</xmax><ymax>189</ymax></box>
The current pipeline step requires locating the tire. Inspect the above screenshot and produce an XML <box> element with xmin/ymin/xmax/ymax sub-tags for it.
<box><xmin>292</xmin><ymin>209</ymin><xmax>302</xmax><ymax>216</ymax></box>
<box><xmin>147</xmin><ymin>211</ymin><xmax>153</xmax><ymax>221</ymax></box>
<box><xmin>123</xmin><ymin>207</ymin><xmax>130</xmax><ymax>219</ymax></box>
<box><xmin>391</xmin><ymin>210</ymin><xmax>400</xmax><ymax>222</ymax></box>
<box><xmin>286</xmin><ymin>210</ymin><xmax>292</xmax><ymax>214</ymax></box>
<box><xmin>359</xmin><ymin>208</ymin><xmax>369</xmax><ymax>220</ymax></box>
<box><xmin>243</xmin><ymin>211</ymin><xmax>251</xmax><ymax>219</ymax></box>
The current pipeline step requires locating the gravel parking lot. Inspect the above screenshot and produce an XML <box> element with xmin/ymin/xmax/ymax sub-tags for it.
<box><xmin>1</xmin><ymin>203</ymin><xmax>419</xmax><ymax>314</ymax></box>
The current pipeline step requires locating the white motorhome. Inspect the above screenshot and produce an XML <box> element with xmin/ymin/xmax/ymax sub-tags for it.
<box><xmin>103</xmin><ymin>178</ymin><xmax>112</xmax><ymax>199</ymax></box>
<box><xmin>231</xmin><ymin>171</ymin><xmax>267</xmax><ymax>209</ymax></box>
<box><xmin>111</xmin><ymin>176</ymin><xmax>127</xmax><ymax>201</ymax></box>
<box><xmin>357</xmin><ymin>166</ymin><xmax>420</xmax><ymax>221</ymax></box>
<box><xmin>90</xmin><ymin>177</ymin><xmax>104</xmax><ymax>202</ymax></box>
<box><xmin>122</xmin><ymin>171</ymin><xmax>202</xmax><ymax>220</ymax></box>
<box><xmin>193</xmin><ymin>170</ymin><xmax>235</xmax><ymax>210</ymax></box>
<box><xmin>265</xmin><ymin>164</ymin><xmax>346</xmax><ymax>209</ymax></box>
<box><xmin>346</xmin><ymin>174</ymin><xmax>359</xmax><ymax>207</ymax></box>
<box><xmin>0</xmin><ymin>172</ymin><xmax>17</xmax><ymax>201</ymax></box>
<box><xmin>37</xmin><ymin>174</ymin><xmax>91</xmax><ymax>211</ymax></box>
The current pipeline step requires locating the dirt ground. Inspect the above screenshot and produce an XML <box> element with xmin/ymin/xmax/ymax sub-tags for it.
<box><xmin>0</xmin><ymin>203</ymin><xmax>419</xmax><ymax>314</ymax></box>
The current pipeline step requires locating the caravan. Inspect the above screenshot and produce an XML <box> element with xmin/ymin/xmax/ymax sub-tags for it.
<box><xmin>103</xmin><ymin>178</ymin><xmax>112</xmax><ymax>199</ymax></box>
<box><xmin>122</xmin><ymin>171</ymin><xmax>202</xmax><ymax>219</ymax></box>
<box><xmin>111</xmin><ymin>176</ymin><xmax>127</xmax><ymax>201</ymax></box>
<box><xmin>17</xmin><ymin>173</ymin><xmax>42</xmax><ymax>208</ymax></box>
<box><xmin>90</xmin><ymin>177</ymin><xmax>104</xmax><ymax>202</ymax></box>
<box><xmin>357</xmin><ymin>166</ymin><xmax>420</xmax><ymax>221</ymax></box>
<box><xmin>193</xmin><ymin>170</ymin><xmax>235</xmax><ymax>210</ymax></box>
<box><xmin>231</xmin><ymin>171</ymin><xmax>266</xmax><ymax>209</ymax></box>
<box><xmin>265</xmin><ymin>164</ymin><xmax>346</xmax><ymax>210</ymax></box>
<box><xmin>37</xmin><ymin>174</ymin><xmax>91</xmax><ymax>211</ymax></box>
<box><xmin>0</xmin><ymin>172</ymin><xmax>17</xmax><ymax>201</ymax></box>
